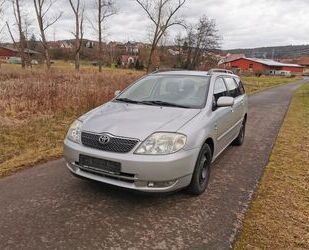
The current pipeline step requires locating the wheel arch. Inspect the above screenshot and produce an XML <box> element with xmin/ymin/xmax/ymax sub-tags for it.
<box><xmin>204</xmin><ymin>137</ymin><xmax>214</xmax><ymax>158</ymax></box>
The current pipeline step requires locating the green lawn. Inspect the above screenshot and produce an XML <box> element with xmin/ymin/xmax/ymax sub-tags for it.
<box><xmin>235</xmin><ymin>83</ymin><xmax>309</xmax><ymax>249</ymax></box>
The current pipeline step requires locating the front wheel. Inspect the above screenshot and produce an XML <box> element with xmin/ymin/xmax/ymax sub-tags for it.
<box><xmin>187</xmin><ymin>144</ymin><xmax>212</xmax><ymax>196</ymax></box>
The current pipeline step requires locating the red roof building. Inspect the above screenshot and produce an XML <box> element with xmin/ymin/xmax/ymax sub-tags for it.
<box><xmin>219</xmin><ymin>53</ymin><xmax>245</xmax><ymax>64</ymax></box>
<box><xmin>0</xmin><ymin>46</ymin><xmax>40</xmax><ymax>60</ymax></box>
<box><xmin>219</xmin><ymin>57</ymin><xmax>304</xmax><ymax>74</ymax></box>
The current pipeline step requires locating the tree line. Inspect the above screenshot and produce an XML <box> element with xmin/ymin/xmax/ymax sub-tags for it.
<box><xmin>0</xmin><ymin>0</ymin><xmax>220</xmax><ymax>72</ymax></box>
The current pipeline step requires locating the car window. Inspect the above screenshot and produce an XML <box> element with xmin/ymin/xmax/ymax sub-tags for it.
<box><xmin>124</xmin><ymin>78</ymin><xmax>156</xmax><ymax>100</ymax></box>
<box><xmin>117</xmin><ymin>75</ymin><xmax>211</xmax><ymax>109</ymax></box>
<box><xmin>225</xmin><ymin>77</ymin><xmax>240</xmax><ymax>98</ymax></box>
<box><xmin>234</xmin><ymin>77</ymin><xmax>246</xmax><ymax>95</ymax></box>
<box><xmin>214</xmin><ymin>78</ymin><xmax>228</xmax><ymax>102</ymax></box>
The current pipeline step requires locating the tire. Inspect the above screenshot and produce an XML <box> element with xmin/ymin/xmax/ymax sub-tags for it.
<box><xmin>187</xmin><ymin>143</ymin><xmax>212</xmax><ymax>195</ymax></box>
<box><xmin>233</xmin><ymin>119</ymin><xmax>246</xmax><ymax>146</ymax></box>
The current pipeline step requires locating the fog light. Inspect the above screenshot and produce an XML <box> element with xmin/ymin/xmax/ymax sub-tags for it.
<box><xmin>147</xmin><ymin>180</ymin><xmax>177</xmax><ymax>188</ymax></box>
<box><xmin>148</xmin><ymin>182</ymin><xmax>155</xmax><ymax>187</ymax></box>
<box><xmin>70</xmin><ymin>162</ymin><xmax>79</xmax><ymax>172</ymax></box>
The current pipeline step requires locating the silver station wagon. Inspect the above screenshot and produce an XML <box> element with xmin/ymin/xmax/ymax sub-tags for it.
<box><xmin>64</xmin><ymin>69</ymin><xmax>248</xmax><ymax>195</ymax></box>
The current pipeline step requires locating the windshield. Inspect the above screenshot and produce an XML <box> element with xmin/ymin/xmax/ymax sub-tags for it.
<box><xmin>115</xmin><ymin>75</ymin><xmax>210</xmax><ymax>109</ymax></box>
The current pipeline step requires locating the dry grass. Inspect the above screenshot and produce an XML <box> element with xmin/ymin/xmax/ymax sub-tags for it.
<box><xmin>0</xmin><ymin>64</ymin><xmax>303</xmax><ymax>177</ymax></box>
<box><xmin>0</xmin><ymin>65</ymin><xmax>143</xmax><ymax>120</ymax></box>
<box><xmin>242</xmin><ymin>75</ymin><xmax>302</xmax><ymax>94</ymax></box>
<box><xmin>0</xmin><ymin>64</ymin><xmax>144</xmax><ymax>176</ymax></box>
<box><xmin>235</xmin><ymin>84</ymin><xmax>309</xmax><ymax>249</ymax></box>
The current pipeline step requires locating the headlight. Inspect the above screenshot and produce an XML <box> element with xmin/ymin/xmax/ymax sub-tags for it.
<box><xmin>66</xmin><ymin>120</ymin><xmax>83</xmax><ymax>144</ymax></box>
<box><xmin>135</xmin><ymin>133</ymin><xmax>187</xmax><ymax>155</ymax></box>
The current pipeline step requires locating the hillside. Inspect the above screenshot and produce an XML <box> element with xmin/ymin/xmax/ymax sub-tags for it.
<box><xmin>224</xmin><ymin>44</ymin><xmax>309</xmax><ymax>59</ymax></box>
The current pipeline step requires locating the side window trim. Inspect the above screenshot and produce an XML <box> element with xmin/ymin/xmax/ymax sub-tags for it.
<box><xmin>224</xmin><ymin>77</ymin><xmax>242</xmax><ymax>98</ymax></box>
<box><xmin>223</xmin><ymin>77</ymin><xmax>234</xmax><ymax>98</ymax></box>
<box><xmin>233</xmin><ymin>77</ymin><xmax>246</xmax><ymax>95</ymax></box>
<box><xmin>213</xmin><ymin>76</ymin><xmax>229</xmax><ymax>110</ymax></box>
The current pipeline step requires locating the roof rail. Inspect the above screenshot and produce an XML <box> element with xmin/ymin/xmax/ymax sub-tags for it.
<box><xmin>208</xmin><ymin>69</ymin><xmax>234</xmax><ymax>74</ymax></box>
<box><xmin>151</xmin><ymin>68</ymin><xmax>184</xmax><ymax>74</ymax></box>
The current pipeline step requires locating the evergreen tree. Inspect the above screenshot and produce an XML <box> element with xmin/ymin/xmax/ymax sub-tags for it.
<box><xmin>135</xmin><ymin>59</ymin><xmax>140</xmax><ymax>70</ymax></box>
<box><xmin>28</xmin><ymin>34</ymin><xmax>37</xmax><ymax>50</ymax></box>
<box><xmin>116</xmin><ymin>57</ymin><xmax>122</xmax><ymax>68</ymax></box>
<box><xmin>139</xmin><ymin>61</ymin><xmax>145</xmax><ymax>70</ymax></box>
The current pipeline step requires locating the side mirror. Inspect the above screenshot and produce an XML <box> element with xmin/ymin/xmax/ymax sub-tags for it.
<box><xmin>114</xmin><ymin>90</ymin><xmax>121</xmax><ymax>97</ymax></box>
<box><xmin>216</xmin><ymin>96</ymin><xmax>234</xmax><ymax>108</ymax></box>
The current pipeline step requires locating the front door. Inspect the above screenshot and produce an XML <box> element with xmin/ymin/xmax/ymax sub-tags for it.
<box><xmin>224</xmin><ymin>77</ymin><xmax>246</xmax><ymax>138</ymax></box>
<box><xmin>212</xmin><ymin>77</ymin><xmax>235</xmax><ymax>156</ymax></box>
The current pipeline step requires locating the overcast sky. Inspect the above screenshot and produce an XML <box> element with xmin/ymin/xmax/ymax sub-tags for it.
<box><xmin>1</xmin><ymin>0</ymin><xmax>309</xmax><ymax>49</ymax></box>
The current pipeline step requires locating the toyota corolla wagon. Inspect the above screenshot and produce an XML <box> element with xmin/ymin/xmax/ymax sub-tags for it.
<box><xmin>64</xmin><ymin>69</ymin><xmax>248</xmax><ymax>195</ymax></box>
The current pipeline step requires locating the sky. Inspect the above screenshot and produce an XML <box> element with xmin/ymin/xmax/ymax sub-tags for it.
<box><xmin>1</xmin><ymin>0</ymin><xmax>309</xmax><ymax>49</ymax></box>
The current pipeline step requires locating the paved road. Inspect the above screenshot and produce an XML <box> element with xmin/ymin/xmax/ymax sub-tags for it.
<box><xmin>0</xmin><ymin>80</ymin><xmax>306</xmax><ymax>250</ymax></box>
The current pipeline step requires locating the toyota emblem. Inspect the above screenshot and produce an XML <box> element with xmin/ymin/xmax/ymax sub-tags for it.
<box><xmin>99</xmin><ymin>134</ymin><xmax>111</xmax><ymax>145</ymax></box>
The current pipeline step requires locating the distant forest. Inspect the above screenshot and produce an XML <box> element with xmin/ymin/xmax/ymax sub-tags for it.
<box><xmin>224</xmin><ymin>44</ymin><xmax>309</xmax><ymax>59</ymax></box>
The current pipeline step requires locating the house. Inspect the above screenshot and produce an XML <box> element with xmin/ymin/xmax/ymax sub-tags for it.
<box><xmin>297</xmin><ymin>57</ymin><xmax>309</xmax><ymax>74</ymax></box>
<box><xmin>168</xmin><ymin>49</ymin><xmax>180</xmax><ymax>56</ymax></box>
<box><xmin>84</xmin><ymin>40</ymin><xmax>96</xmax><ymax>49</ymax></box>
<box><xmin>219</xmin><ymin>57</ymin><xmax>304</xmax><ymax>75</ymax></box>
<box><xmin>218</xmin><ymin>53</ymin><xmax>245</xmax><ymax>65</ymax></box>
<box><xmin>121</xmin><ymin>55</ymin><xmax>138</xmax><ymax>66</ymax></box>
<box><xmin>281</xmin><ymin>57</ymin><xmax>309</xmax><ymax>74</ymax></box>
<box><xmin>109</xmin><ymin>41</ymin><xmax>126</xmax><ymax>51</ymax></box>
<box><xmin>49</xmin><ymin>41</ymin><xmax>73</xmax><ymax>49</ymax></box>
<box><xmin>125</xmin><ymin>41</ymin><xmax>139</xmax><ymax>55</ymax></box>
<box><xmin>0</xmin><ymin>46</ymin><xmax>40</xmax><ymax>60</ymax></box>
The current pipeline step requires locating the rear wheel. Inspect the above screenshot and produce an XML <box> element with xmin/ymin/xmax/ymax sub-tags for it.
<box><xmin>233</xmin><ymin>119</ymin><xmax>246</xmax><ymax>146</ymax></box>
<box><xmin>187</xmin><ymin>144</ymin><xmax>212</xmax><ymax>195</ymax></box>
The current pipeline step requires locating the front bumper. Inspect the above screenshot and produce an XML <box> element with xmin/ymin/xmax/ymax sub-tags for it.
<box><xmin>63</xmin><ymin>139</ymin><xmax>200</xmax><ymax>192</ymax></box>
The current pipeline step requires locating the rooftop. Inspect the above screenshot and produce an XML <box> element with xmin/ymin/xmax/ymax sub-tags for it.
<box><xmin>225</xmin><ymin>57</ymin><xmax>304</xmax><ymax>68</ymax></box>
<box><xmin>0</xmin><ymin>46</ymin><xmax>40</xmax><ymax>54</ymax></box>
<box><xmin>247</xmin><ymin>58</ymin><xmax>303</xmax><ymax>68</ymax></box>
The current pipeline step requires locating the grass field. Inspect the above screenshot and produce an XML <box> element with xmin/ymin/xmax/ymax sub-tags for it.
<box><xmin>241</xmin><ymin>75</ymin><xmax>302</xmax><ymax>93</ymax></box>
<box><xmin>0</xmin><ymin>64</ymin><xmax>303</xmax><ymax>176</ymax></box>
<box><xmin>0</xmin><ymin>64</ymin><xmax>144</xmax><ymax>176</ymax></box>
<box><xmin>235</xmin><ymin>83</ymin><xmax>309</xmax><ymax>249</ymax></box>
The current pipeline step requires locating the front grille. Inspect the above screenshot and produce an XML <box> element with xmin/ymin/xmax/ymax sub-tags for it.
<box><xmin>81</xmin><ymin>132</ymin><xmax>139</xmax><ymax>153</ymax></box>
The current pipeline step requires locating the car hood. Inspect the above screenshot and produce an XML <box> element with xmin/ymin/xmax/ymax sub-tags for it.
<box><xmin>81</xmin><ymin>102</ymin><xmax>201</xmax><ymax>140</ymax></box>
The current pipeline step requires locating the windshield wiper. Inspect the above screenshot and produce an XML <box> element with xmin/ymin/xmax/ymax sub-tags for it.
<box><xmin>140</xmin><ymin>100</ymin><xmax>190</xmax><ymax>109</ymax></box>
<box><xmin>115</xmin><ymin>98</ymin><xmax>140</xmax><ymax>104</ymax></box>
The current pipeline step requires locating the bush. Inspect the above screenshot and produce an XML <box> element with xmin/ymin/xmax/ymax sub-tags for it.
<box><xmin>255</xmin><ymin>70</ymin><xmax>264</xmax><ymax>77</ymax></box>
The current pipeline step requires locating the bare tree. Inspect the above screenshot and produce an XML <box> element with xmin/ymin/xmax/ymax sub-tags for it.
<box><xmin>0</xmin><ymin>0</ymin><xmax>5</xmax><ymax>21</ymax></box>
<box><xmin>6</xmin><ymin>0</ymin><xmax>27</xmax><ymax>68</ymax></box>
<box><xmin>181</xmin><ymin>16</ymin><xmax>219</xmax><ymax>70</ymax></box>
<box><xmin>91</xmin><ymin>0</ymin><xmax>116</xmax><ymax>72</ymax></box>
<box><xmin>0</xmin><ymin>0</ymin><xmax>5</xmax><ymax>68</ymax></box>
<box><xmin>33</xmin><ymin>0</ymin><xmax>63</xmax><ymax>69</ymax></box>
<box><xmin>69</xmin><ymin>0</ymin><xmax>84</xmax><ymax>71</ymax></box>
<box><xmin>135</xmin><ymin>0</ymin><xmax>186</xmax><ymax>72</ymax></box>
